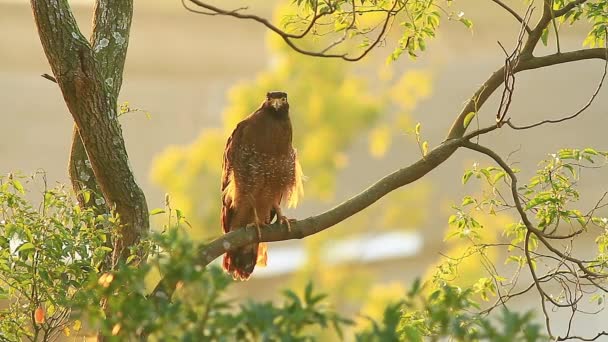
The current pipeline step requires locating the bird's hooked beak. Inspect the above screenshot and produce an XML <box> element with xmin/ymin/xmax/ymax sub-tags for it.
<box><xmin>270</xmin><ymin>98</ymin><xmax>283</xmax><ymax>110</ymax></box>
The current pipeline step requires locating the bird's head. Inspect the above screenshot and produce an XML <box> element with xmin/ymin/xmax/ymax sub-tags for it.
<box><xmin>264</xmin><ymin>91</ymin><xmax>289</xmax><ymax>115</ymax></box>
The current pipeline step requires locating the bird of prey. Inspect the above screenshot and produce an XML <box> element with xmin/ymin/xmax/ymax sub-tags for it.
<box><xmin>221</xmin><ymin>91</ymin><xmax>303</xmax><ymax>280</ymax></box>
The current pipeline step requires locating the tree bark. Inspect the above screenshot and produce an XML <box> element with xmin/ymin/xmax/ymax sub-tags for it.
<box><xmin>30</xmin><ymin>0</ymin><xmax>148</xmax><ymax>263</ymax></box>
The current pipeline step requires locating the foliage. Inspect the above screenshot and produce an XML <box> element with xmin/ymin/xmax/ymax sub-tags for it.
<box><xmin>0</xmin><ymin>176</ymin><xmax>352</xmax><ymax>340</ymax></box>
<box><xmin>397</xmin><ymin>280</ymin><xmax>544</xmax><ymax>342</ymax></box>
<box><xmin>0</xmin><ymin>172</ymin><xmax>114</xmax><ymax>340</ymax></box>
<box><xmin>282</xmin><ymin>0</ymin><xmax>473</xmax><ymax>61</ymax></box>
<box><xmin>76</xmin><ymin>229</ymin><xmax>354</xmax><ymax>340</ymax></box>
<box><xmin>0</xmin><ymin>174</ymin><xmax>550</xmax><ymax>341</ymax></box>
<box><xmin>283</xmin><ymin>0</ymin><xmax>608</xmax><ymax>59</ymax></box>
<box><xmin>436</xmin><ymin>147</ymin><xmax>608</xmax><ymax>338</ymax></box>
<box><xmin>557</xmin><ymin>0</ymin><xmax>608</xmax><ymax>47</ymax></box>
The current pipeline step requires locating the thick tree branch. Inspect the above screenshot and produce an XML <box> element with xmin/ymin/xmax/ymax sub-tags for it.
<box><xmin>91</xmin><ymin>0</ymin><xmax>133</xmax><ymax>97</ymax></box>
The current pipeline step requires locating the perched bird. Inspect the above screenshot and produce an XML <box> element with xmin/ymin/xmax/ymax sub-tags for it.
<box><xmin>221</xmin><ymin>91</ymin><xmax>303</xmax><ymax>280</ymax></box>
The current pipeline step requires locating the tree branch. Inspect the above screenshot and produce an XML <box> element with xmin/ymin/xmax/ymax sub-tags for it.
<box><xmin>91</xmin><ymin>0</ymin><xmax>133</xmax><ymax>97</ymax></box>
<box><xmin>522</xmin><ymin>0</ymin><xmax>589</xmax><ymax>57</ymax></box>
<box><xmin>447</xmin><ymin>47</ymin><xmax>608</xmax><ymax>139</ymax></box>
<box><xmin>509</xmin><ymin>47</ymin><xmax>608</xmax><ymax>130</ymax></box>
<box><xmin>490</xmin><ymin>0</ymin><xmax>532</xmax><ymax>34</ymax></box>
<box><xmin>186</xmin><ymin>0</ymin><xmax>401</xmax><ymax>61</ymax></box>
<box><xmin>553</xmin><ymin>0</ymin><xmax>588</xmax><ymax>18</ymax></box>
<box><xmin>183</xmin><ymin>0</ymin><xmax>324</xmax><ymax>39</ymax></box>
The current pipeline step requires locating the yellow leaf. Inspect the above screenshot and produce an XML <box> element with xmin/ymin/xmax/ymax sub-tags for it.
<box><xmin>46</xmin><ymin>303</ymin><xmax>56</xmax><ymax>316</ymax></box>
<box><xmin>98</xmin><ymin>273</ymin><xmax>114</xmax><ymax>288</ymax></box>
<box><xmin>72</xmin><ymin>320</ymin><xmax>82</xmax><ymax>332</ymax></box>
<box><xmin>112</xmin><ymin>324</ymin><xmax>121</xmax><ymax>336</ymax></box>
<box><xmin>63</xmin><ymin>327</ymin><xmax>71</xmax><ymax>337</ymax></box>
<box><xmin>422</xmin><ymin>141</ymin><xmax>429</xmax><ymax>156</ymax></box>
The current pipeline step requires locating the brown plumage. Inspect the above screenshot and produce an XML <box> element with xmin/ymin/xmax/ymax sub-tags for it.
<box><xmin>221</xmin><ymin>91</ymin><xmax>303</xmax><ymax>280</ymax></box>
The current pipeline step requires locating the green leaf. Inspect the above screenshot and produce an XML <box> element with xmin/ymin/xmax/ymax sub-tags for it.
<box><xmin>16</xmin><ymin>242</ymin><xmax>35</xmax><ymax>252</ymax></box>
<box><xmin>583</xmin><ymin>147</ymin><xmax>598</xmax><ymax>155</ymax></box>
<box><xmin>83</xmin><ymin>190</ymin><xmax>91</xmax><ymax>204</ymax></box>
<box><xmin>462</xmin><ymin>170</ymin><xmax>473</xmax><ymax>184</ymax></box>
<box><xmin>463</xmin><ymin>112</ymin><xmax>476</xmax><ymax>128</ymax></box>
<box><xmin>150</xmin><ymin>208</ymin><xmax>166</xmax><ymax>215</ymax></box>
<box><xmin>583</xmin><ymin>34</ymin><xmax>596</xmax><ymax>47</ymax></box>
<box><xmin>459</xmin><ymin>18</ymin><xmax>473</xmax><ymax>29</ymax></box>
<box><xmin>462</xmin><ymin>196</ymin><xmax>475</xmax><ymax>206</ymax></box>
<box><xmin>492</xmin><ymin>171</ymin><xmax>506</xmax><ymax>184</ymax></box>
<box><xmin>304</xmin><ymin>282</ymin><xmax>313</xmax><ymax>304</ymax></box>
<box><xmin>541</xmin><ymin>27</ymin><xmax>549</xmax><ymax>46</ymax></box>
<box><xmin>12</xmin><ymin>180</ymin><xmax>24</xmax><ymax>194</ymax></box>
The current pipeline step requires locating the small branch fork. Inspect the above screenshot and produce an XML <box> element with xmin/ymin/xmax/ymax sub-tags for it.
<box><xmin>185</xmin><ymin>0</ymin><xmax>403</xmax><ymax>61</ymax></box>
<box><xmin>496</xmin><ymin>4</ymin><xmax>534</xmax><ymax>126</ymax></box>
<box><xmin>152</xmin><ymin>0</ymin><xmax>608</xmax><ymax>339</ymax></box>
<box><xmin>508</xmin><ymin>30</ymin><xmax>608</xmax><ymax>130</ymax></box>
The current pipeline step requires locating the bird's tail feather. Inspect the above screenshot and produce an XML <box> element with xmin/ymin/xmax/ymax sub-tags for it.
<box><xmin>222</xmin><ymin>243</ymin><xmax>258</xmax><ymax>281</ymax></box>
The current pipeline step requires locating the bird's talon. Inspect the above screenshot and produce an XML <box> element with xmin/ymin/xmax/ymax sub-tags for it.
<box><xmin>277</xmin><ymin>215</ymin><xmax>294</xmax><ymax>232</ymax></box>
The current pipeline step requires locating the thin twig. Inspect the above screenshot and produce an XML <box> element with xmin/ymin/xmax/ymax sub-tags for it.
<box><xmin>490</xmin><ymin>0</ymin><xmax>532</xmax><ymax>33</ymax></box>
<box><xmin>186</xmin><ymin>0</ymin><xmax>403</xmax><ymax>61</ymax></box>
<box><xmin>41</xmin><ymin>73</ymin><xmax>57</xmax><ymax>83</ymax></box>
<box><xmin>509</xmin><ymin>36</ymin><xmax>608</xmax><ymax>130</ymax></box>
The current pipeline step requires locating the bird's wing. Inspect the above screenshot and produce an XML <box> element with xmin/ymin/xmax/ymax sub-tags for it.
<box><xmin>221</xmin><ymin>121</ymin><xmax>245</xmax><ymax>233</ymax></box>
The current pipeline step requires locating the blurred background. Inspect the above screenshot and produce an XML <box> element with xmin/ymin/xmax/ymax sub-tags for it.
<box><xmin>1</xmin><ymin>0</ymin><xmax>607</xmax><ymax>338</ymax></box>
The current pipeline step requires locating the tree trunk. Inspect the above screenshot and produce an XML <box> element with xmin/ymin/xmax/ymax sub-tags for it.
<box><xmin>30</xmin><ymin>0</ymin><xmax>147</xmax><ymax>263</ymax></box>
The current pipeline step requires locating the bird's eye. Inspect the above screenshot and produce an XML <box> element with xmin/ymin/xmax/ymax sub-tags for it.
<box><xmin>281</xmin><ymin>98</ymin><xmax>287</xmax><ymax>102</ymax></box>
